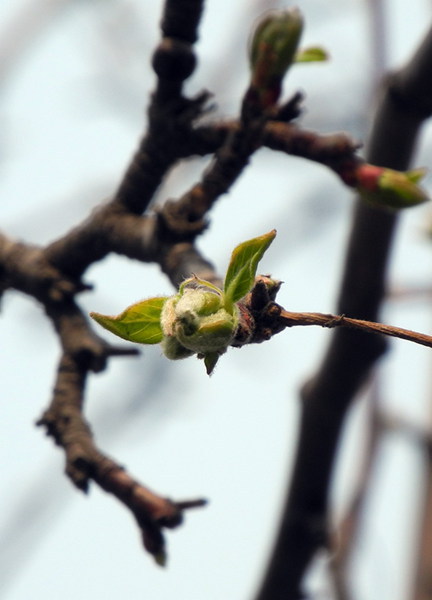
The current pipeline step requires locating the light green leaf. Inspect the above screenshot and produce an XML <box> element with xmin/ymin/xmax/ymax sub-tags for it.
<box><xmin>405</xmin><ymin>167</ymin><xmax>427</xmax><ymax>184</ymax></box>
<box><xmin>223</xmin><ymin>230</ymin><xmax>276</xmax><ymax>309</ymax></box>
<box><xmin>90</xmin><ymin>297</ymin><xmax>168</xmax><ymax>344</ymax></box>
<box><xmin>294</xmin><ymin>46</ymin><xmax>328</xmax><ymax>63</ymax></box>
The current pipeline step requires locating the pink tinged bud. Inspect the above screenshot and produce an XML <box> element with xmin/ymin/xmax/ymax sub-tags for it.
<box><xmin>355</xmin><ymin>164</ymin><xmax>385</xmax><ymax>191</ymax></box>
<box><xmin>356</xmin><ymin>164</ymin><xmax>429</xmax><ymax>209</ymax></box>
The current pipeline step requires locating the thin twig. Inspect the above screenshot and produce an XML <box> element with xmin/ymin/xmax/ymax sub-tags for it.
<box><xmin>279</xmin><ymin>309</ymin><xmax>432</xmax><ymax>349</ymax></box>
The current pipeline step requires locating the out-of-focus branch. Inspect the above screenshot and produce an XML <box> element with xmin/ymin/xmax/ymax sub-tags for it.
<box><xmin>410</xmin><ymin>360</ymin><xmax>432</xmax><ymax>600</ymax></box>
<box><xmin>330</xmin><ymin>386</ymin><xmax>381</xmax><ymax>600</ymax></box>
<box><xmin>41</xmin><ymin>0</ymin><xmax>208</xmax><ymax>277</ymax></box>
<box><xmin>157</xmin><ymin>115</ymin><xmax>269</xmax><ymax>239</ymax></box>
<box><xmin>37</xmin><ymin>352</ymin><xmax>206</xmax><ymax>565</ymax></box>
<box><xmin>112</xmin><ymin>0</ymin><xmax>206</xmax><ymax>214</ymax></box>
<box><xmin>156</xmin><ymin>93</ymin><xmax>302</xmax><ymax>242</ymax></box>
<box><xmin>14</xmin><ymin>121</ymin><xmax>366</xmax><ymax>283</ymax></box>
<box><xmin>411</xmin><ymin>458</ymin><xmax>432</xmax><ymax>600</ymax></box>
<box><xmin>255</xmin><ymin>24</ymin><xmax>432</xmax><ymax>600</ymax></box>
<box><xmin>190</xmin><ymin>116</ymin><xmax>363</xmax><ymax>182</ymax></box>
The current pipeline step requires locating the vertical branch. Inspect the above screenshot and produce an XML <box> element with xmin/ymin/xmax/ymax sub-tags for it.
<box><xmin>411</xmin><ymin>452</ymin><xmax>432</xmax><ymax>600</ymax></box>
<box><xmin>330</xmin><ymin>384</ymin><xmax>382</xmax><ymax>600</ymax></box>
<box><xmin>255</xmin><ymin>25</ymin><xmax>432</xmax><ymax>600</ymax></box>
<box><xmin>112</xmin><ymin>0</ymin><xmax>207</xmax><ymax>215</ymax></box>
<box><xmin>410</xmin><ymin>353</ymin><xmax>432</xmax><ymax>599</ymax></box>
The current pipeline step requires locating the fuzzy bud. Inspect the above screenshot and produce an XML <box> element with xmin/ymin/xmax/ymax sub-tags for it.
<box><xmin>160</xmin><ymin>287</ymin><xmax>238</xmax><ymax>359</ymax></box>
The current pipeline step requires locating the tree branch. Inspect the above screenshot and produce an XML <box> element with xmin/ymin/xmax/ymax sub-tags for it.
<box><xmin>37</xmin><ymin>353</ymin><xmax>206</xmax><ymax>565</ymax></box>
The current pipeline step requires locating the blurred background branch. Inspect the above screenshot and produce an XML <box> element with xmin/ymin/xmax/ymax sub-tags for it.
<box><xmin>255</xmin><ymin>20</ymin><xmax>432</xmax><ymax>600</ymax></box>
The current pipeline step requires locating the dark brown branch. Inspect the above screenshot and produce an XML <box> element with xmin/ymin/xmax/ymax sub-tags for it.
<box><xmin>37</xmin><ymin>352</ymin><xmax>206</xmax><ymax>564</ymax></box>
<box><xmin>158</xmin><ymin>240</ymin><xmax>219</xmax><ymax>288</ymax></box>
<box><xmin>412</xmin><ymin>463</ymin><xmax>432</xmax><ymax>600</ymax></box>
<box><xmin>44</xmin><ymin>206</ymin><xmax>157</xmax><ymax>278</ymax></box>
<box><xmin>255</xmin><ymin>24</ymin><xmax>432</xmax><ymax>600</ymax></box>
<box><xmin>157</xmin><ymin>119</ymin><xmax>266</xmax><ymax>239</ymax></box>
<box><xmin>43</xmin><ymin>203</ymin><xmax>219</xmax><ymax>288</ymax></box>
<box><xmin>157</xmin><ymin>89</ymin><xmax>275</xmax><ymax>240</ymax></box>
<box><xmin>189</xmin><ymin>119</ymin><xmax>363</xmax><ymax>183</ymax></box>
<box><xmin>112</xmin><ymin>0</ymin><xmax>206</xmax><ymax>213</ymax></box>
<box><xmin>45</xmin><ymin>297</ymin><xmax>139</xmax><ymax>372</ymax></box>
<box><xmin>263</xmin><ymin>122</ymin><xmax>362</xmax><ymax>184</ymax></box>
<box><xmin>160</xmin><ymin>0</ymin><xmax>204</xmax><ymax>44</ymax></box>
<box><xmin>0</xmin><ymin>232</ymin><xmax>86</xmax><ymax>300</ymax></box>
<box><xmin>41</xmin><ymin>0</ymin><xmax>210</xmax><ymax>275</ymax></box>
<box><xmin>112</xmin><ymin>90</ymin><xmax>212</xmax><ymax>216</ymax></box>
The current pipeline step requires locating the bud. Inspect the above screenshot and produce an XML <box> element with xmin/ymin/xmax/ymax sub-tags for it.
<box><xmin>255</xmin><ymin>275</ymin><xmax>282</xmax><ymax>300</ymax></box>
<box><xmin>160</xmin><ymin>335</ymin><xmax>194</xmax><ymax>360</ymax></box>
<box><xmin>160</xmin><ymin>285</ymin><xmax>238</xmax><ymax>364</ymax></box>
<box><xmin>248</xmin><ymin>8</ymin><xmax>303</xmax><ymax>108</ymax></box>
<box><xmin>90</xmin><ymin>232</ymin><xmax>278</xmax><ymax>375</ymax></box>
<box><xmin>356</xmin><ymin>164</ymin><xmax>428</xmax><ymax>209</ymax></box>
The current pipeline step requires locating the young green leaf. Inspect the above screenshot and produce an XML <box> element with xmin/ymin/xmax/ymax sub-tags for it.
<box><xmin>294</xmin><ymin>46</ymin><xmax>328</xmax><ymax>63</ymax></box>
<box><xmin>223</xmin><ymin>229</ymin><xmax>276</xmax><ymax>309</ymax></box>
<box><xmin>90</xmin><ymin>297</ymin><xmax>168</xmax><ymax>344</ymax></box>
<box><xmin>249</xmin><ymin>9</ymin><xmax>303</xmax><ymax>82</ymax></box>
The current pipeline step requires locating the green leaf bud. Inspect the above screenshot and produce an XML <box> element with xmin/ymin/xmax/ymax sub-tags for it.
<box><xmin>161</xmin><ymin>289</ymin><xmax>237</xmax><ymax>357</ymax></box>
<box><xmin>249</xmin><ymin>8</ymin><xmax>303</xmax><ymax>107</ymax></box>
<box><xmin>356</xmin><ymin>164</ymin><xmax>429</xmax><ymax>209</ymax></box>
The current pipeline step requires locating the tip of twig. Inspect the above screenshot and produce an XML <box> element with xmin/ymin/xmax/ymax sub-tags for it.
<box><xmin>154</xmin><ymin>550</ymin><xmax>167</xmax><ymax>567</ymax></box>
<box><xmin>176</xmin><ymin>498</ymin><xmax>208</xmax><ymax>510</ymax></box>
<box><xmin>107</xmin><ymin>345</ymin><xmax>141</xmax><ymax>358</ymax></box>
